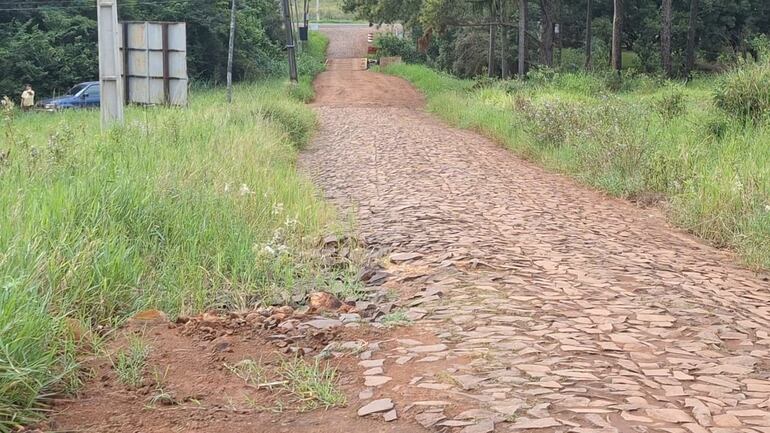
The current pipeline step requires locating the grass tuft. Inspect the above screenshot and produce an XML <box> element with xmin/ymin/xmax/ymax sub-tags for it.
<box><xmin>279</xmin><ymin>358</ymin><xmax>346</xmax><ymax>410</ymax></box>
<box><xmin>112</xmin><ymin>335</ymin><xmax>150</xmax><ymax>388</ymax></box>
<box><xmin>225</xmin><ymin>359</ymin><xmax>267</xmax><ymax>386</ymax></box>
<box><xmin>380</xmin><ymin>310</ymin><xmax>412</xmax><ymax>327</ymax></box>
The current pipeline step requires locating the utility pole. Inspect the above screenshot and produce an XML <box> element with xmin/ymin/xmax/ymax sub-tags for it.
<box><xmin>316</xmin><ymin>0</ymin><xmax>320</xmax><ymax>22</ymax></box>
<box><xmin>281</xmin><ymin>0</ymin><xmax>298</xmax><ymax>82</ymax></box>
<box><xmin>227</xmin><ymin>0</ymin><xmax>236</xmax><ymax>103</ymax></box>
<box><xmin>97</xmin><ymin>0</ymin><xmax>124</xmax><ymax>129</ymax></box>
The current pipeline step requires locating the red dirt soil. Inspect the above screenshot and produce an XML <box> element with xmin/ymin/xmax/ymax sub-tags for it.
<box><xmin>46</xmin><ymin>312</ymin><xmax>433</xmax><ymax>433</ymax></box>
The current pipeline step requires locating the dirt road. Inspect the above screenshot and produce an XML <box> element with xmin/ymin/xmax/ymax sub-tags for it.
<box><xmin>301</xmin><ymin>26</ymin><xmax>770</xmax><ymax>432</ymax></box>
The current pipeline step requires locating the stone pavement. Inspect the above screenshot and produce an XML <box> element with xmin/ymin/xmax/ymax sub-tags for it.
<box><xmin>300</xmin><ymin>26</ymin><xmax>770</xmax><ymax>433</ymax></box>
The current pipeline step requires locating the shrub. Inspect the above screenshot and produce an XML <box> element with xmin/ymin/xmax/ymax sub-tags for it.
<box><xmin>654</xmin><ymin>89</ymin><xmax>687</xmax><ymax>119</ymax></box>
<box><xmin>702</xmin><ymin>111</ymin><xmax>731</xmax><ymax>139</ymax></box>
<box><xmin>519</xmin><ymin>98</ymin><xmax>587</xmax><ymax>146</ymax></box>
<box><xmin>714</xmin><ymin>61</ymin><xmax>770</xmax><ymax>120</ymax></box>
<box><xmin>374</xmin><ymin>34</ymin><xmax>424</xmax><ymax>63</ymax></box>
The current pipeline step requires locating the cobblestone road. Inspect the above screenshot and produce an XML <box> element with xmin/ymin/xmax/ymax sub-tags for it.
<box><xmin>300</xmin><ymin>25</ymin><xmax>770</xmax><ymax>433</ymax></box>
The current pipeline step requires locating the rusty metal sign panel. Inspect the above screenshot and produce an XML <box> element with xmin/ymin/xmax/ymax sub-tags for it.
<box><xmin>120</xmin><ymin>21</ymin><xmax>188</xmax><ymax>106</ymax></box>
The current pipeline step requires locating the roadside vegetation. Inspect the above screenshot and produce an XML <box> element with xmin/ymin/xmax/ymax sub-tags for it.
<box><xmin>0</xmin><ymin>34</ymin><xmax>332</xmax><ymax>432</ymax></box>
<box><xmin>315</xmin><ymin>0</ymin><xmax>359</xmax><ymax>22</ymax></box>
<box><xmin>0</xmin><ymin>0</ymin><xmax>292</xmax><ymax>99</ymax></box>
<box><xmin>385</xmin><ymin>60</ymin><xmax>770</xmax><ymax>270</ymax></box>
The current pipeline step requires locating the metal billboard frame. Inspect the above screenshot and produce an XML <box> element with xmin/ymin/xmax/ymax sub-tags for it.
<box><xmin>120</xmin><ymin>21</ymin><xmax>188</xmax><ymax>106</ymax></box>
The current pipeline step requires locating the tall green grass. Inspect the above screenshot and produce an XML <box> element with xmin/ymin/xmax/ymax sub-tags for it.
<box><xmin>0</xmin><ymin>33</ymin><xmax>333</xmax><ymax>432</ymax></box>
<box><xmin>386</xmin><ymin>63</ymin><xmax>770</xmax><ymax>270</ymax></box>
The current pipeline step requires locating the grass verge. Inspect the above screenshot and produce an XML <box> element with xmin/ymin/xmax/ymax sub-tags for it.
<box><xmin>385</xmin><ymin>63</ymin><xmax>770</xmax><ymax>271</ymax></box>
<box><xmin>0</xmin><ymin>32</ymin><xmax>334</xmax><ymax>432</ymax></box>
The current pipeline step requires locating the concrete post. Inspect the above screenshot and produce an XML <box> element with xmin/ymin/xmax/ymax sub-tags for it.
<box><xmin>97</xmin><ymin>0</ymin><xmax>124</xmax><ymax>129</ymax></box>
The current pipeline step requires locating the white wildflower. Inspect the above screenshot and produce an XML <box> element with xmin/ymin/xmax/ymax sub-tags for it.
<box><xmin>239</xmin><ymin>183</ymin><xmax>254</xmax><ymax>196</ymax></box>
<box><xmin>272</xmin><ymin>202</ymin><xmax>284</xmax><ymax>216</ymax></box>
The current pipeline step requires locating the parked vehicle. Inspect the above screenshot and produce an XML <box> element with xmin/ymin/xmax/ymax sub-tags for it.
<box><xmin>40</xmin><ymin>81</ymin><xmax>100</xmax><ymax>111</ymax></box>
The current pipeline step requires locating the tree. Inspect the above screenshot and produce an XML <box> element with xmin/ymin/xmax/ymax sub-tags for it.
<box><xmin>518</xmin><ymin>0</ymin><xmax>528</xmax><ymax>76</ymax></box>
<box><xmin>539</xmin><ymin>0</ymin><xmax>555</xmax><ymax>67</ymax></box>
<box><xmin>684</xmin><ymin>0</ymin><xmax>699</xmax><ymax>77</ymax></box>
<box><xmin>661</xmin><ymin>0</ymin><xmax>672</xmax><ymax>76</ymax></box>
<box><xmin>611</xmin><ymin>0</ymin><xmax>622</xmax><ymax>72</ymax></box>
<box><xmin>0</xmin><ymin>0</ymin><xmax>284</xmax><ymax>99</ymax></box>
<box><xmin>501</xmin><ymin>0</ymin><xmax>510</xmax><ymax>78</ymax></box>
<box><xmin>488</xmin><ymin>0</ymin><xmax>497</xmax><ymax>77</ymax></box>
<box><xmin>584</xmin><ymin>0</ymin><xmax>592</xmax><ymax>70</ymax></box>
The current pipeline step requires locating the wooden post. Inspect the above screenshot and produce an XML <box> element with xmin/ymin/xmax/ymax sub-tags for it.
<box><xmin>97</xmin><ymin>0</ymin><xmax>124</xmax><ymax>129</ymax></box>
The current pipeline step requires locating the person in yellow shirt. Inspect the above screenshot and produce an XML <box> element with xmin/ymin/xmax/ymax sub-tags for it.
<box><xmin>21</xmin><ymin>84</ymin><xmax>35</xmax><ymax>111</ymax></box>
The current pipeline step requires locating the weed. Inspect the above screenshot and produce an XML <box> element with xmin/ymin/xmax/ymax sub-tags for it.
<box><xmin>380</xmin><ymin>310</ymin><xmax>412</xmax><ymax>327</ymax></box>
<box><xmin>225</xmin><ymin>359</ymin><xmax>266</xmax><ymax>386</ymax></box>
<box><xmin>112</xmin><ymin>335</ymin><xmax>150</xmax><ymax>388</ymax></box>
<box><xmin>654</xmin><ymin>89</ymin><xmax>687</xmax><ymax>119</ymax></box>
<box><xmin>245</xmin><ymin>396</ymin><xmax>287</xmax><ymax>413</ymax></box>
<box><xmin>0</xmin><ymin>283</ymin><xmax>78</xmax><ymax>433</ymax></box>
<box><xmin>714</xmin><ymin>61</ymin><xmax>770</xmax><ymax>120</ymax></box>
<box><xmin>147</xmin><ymin>367</ymin><xmax>176</xmax><ymax>406</ymax></box>
<box><xmin>279</xmin><ymin>358</ymin><xmax>346</xmax><ymax>410</ymax></box>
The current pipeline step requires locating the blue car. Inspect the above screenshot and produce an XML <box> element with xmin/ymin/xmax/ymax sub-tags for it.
<box><xmin>41</xmin><ymin>81</ymin><xmax>100</xmax><ymax>111</ymax></box>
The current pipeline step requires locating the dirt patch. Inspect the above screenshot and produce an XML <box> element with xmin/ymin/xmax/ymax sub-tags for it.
<box><xmin>46</xmin><ymin>312</ymin><xmax>429</xmax><ymax>433</ymax></box>
<box><xmin>312</xmin><ymin>59</ymin><xmax>425</xmax><ymax>108</ymax></box>
<box><xmin>314</xmin><ymin>25</ymin><xmax>425</xmax><ymax>108</ymax></box>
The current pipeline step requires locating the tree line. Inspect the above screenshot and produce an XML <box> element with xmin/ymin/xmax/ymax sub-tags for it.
<box><xmin>0</xmin><ymin>0</ymin><xmax>286</xmax><ymax>100</ymax></box>
<box><xmin>344</xmin><ymin>0</ymin><xmax>770</xmax><ymax>78</ymax></box>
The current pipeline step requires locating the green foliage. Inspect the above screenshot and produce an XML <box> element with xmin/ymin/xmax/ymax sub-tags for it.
<box><xmin>654</xmin><ymin>87</ymin><xmax>687</xmax><ymax>119</ymax></box>
<box><xmin>279</xmin><ymin>358</ymin><xmax>346</xmax><ymax>410</ymax></box>
<box><xmin>379</xmin><ymin>310</ymin><xmax>412</xmax><ymax>327</ymax></box>
<box><xmin>225</xmin><ymin>359</ymin><xmax>267</xmax><ymax>385</ymax></box>
<box><xmin>112</xmin><ymin>336</ymin><xmax>150</xmax><ymax>388</ymax></box>
<box><xmin>344</xmin><ymin>0</ymin><xmax>770</xmax><ymax>79</ymax></box>
<box><xmin>374</xmin><ymin>34</ymin><xmax>423</xmax><ymax>63</ymax></box>
<box><xmin>0</xmin><ymin>0</ymin><xmax>285</xmax><ymax>100</ymax></box>
<box><xmin>291</xmin><ymin>33</ymin><xmax>331</xmax><ymax>103</ymax></box>
<box><xmin>0</xmin><ymin>38</ymin><xmax>329</xmax><ymax>431</ymax></box>
<box><xmin>0</xmin><ymin>284</ymin><xmax>78</xmax><ymax>433</ymax></box>
<box><xmin>714</xmin><ymin>61</ymin><xmax>770</xmax><ymax>120</ymax></box>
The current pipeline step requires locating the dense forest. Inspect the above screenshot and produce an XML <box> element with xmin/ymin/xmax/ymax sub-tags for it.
<box><xmin>344</xmin><ymin>0</ymin><xmax>770</xmax><ymax>78</ymax></box>
<box><xmin>0</xmin><ymin>0</ymin><xmax>286</xmax><ymax>99</ymax></box>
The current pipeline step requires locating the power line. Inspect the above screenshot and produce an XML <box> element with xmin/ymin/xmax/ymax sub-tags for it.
<box><xmin>0</xmin><ymin>0</ymin><xmax>216</xmax><ymax>11</ymax></box>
